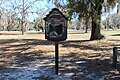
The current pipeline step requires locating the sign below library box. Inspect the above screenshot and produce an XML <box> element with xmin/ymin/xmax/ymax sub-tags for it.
<box><xmin>43</xmin><ymin>8</ymin><xmax>68</xmax><ymax>41</ymax></box>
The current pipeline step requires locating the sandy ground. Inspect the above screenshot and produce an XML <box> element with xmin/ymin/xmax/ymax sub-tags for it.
<box><xmin>0</xmin><ymin>31</ymin><xmax>120</xmax><ymax>80</ymax></box>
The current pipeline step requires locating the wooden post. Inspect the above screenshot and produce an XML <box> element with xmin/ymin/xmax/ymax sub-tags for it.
<box><xmin>55</xmin><ymin>41</ymin><xmax>59</xmax><ymax>75</ymax></box>
<box><xmin>113</xmin><ymin>47</ymin><xmax>118</xmax><ymax>68</ymax></box>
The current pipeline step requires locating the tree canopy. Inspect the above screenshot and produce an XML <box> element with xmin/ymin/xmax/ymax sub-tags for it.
<box><xmin>49</xmin><ymin>0</ymin><xmax>119</xmax><ymax>40</ymax></box>
<box><xmin>0</xmin><ymin>0</ymin><xmax>48</xmax><ymax>34</ymax></box>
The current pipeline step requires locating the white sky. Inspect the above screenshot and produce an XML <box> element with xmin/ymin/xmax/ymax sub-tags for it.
<box><xmin>0</xmin><ymin>0</ymin><xmax>55</xmax><ymax>21</ymax></box>
<box><xmin>101</xmin><ymin>4</ymin><xmax>118</xmax><ymax>20</ymax></box>
<box><xmin>0</xmin><ymin>0</ymin><xmax>118</xmax><ymax>21</ymax></box>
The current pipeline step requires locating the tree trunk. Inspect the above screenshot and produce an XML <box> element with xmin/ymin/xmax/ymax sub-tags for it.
<box><xmin>85</xmin><ymin>26</ymin><xmax>88</xmax><ymax>33</ymax></box>
<box><xmin>90</xmin><ymin>6</ymin><xmax>102</xmax><ymax>40</ymax></box>
<box><xmin>85</xmin><ymin>21</ymin><xmax>88</xmax><ymax>33</ymax></box>
<box><xmin>21</xmin><ymin>0</ymin><xmax>25</xmax><ymax>35</ymax></box>
<box><xmin>41</xmin><ymin>27</ymin><xmax>44</xmax><ymax>32</ymax></box>
<box><xmin>21</xmin><ymin>21</ymin><xmax>26</xmax><ymax>35</ymax></box>
<box><xmin>21</xmin><ymin>22</ymin><xmax>24</xmax><ymax>35</ymax></box>
<box><xmin>90</xmin><ymin>19</ymin><xmax>101</xmax><ymax>40</ymax></box>
<box><xmin>117</xmin><ymin>4</ymin><xmax>120</xmax><ymax>15</ymax></box>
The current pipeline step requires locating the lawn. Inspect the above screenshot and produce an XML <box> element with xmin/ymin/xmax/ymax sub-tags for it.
<box><xmin>0</xmin><ymin>30</ymin><xmax>120</xmax><ymax>80</ymax></box>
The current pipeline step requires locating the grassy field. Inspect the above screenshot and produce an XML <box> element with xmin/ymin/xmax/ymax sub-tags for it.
<box><xmin>0</xmin><ymin>30</ymin><xmax>120</xmax><ymax>40</ymax></box>
<box><xmin>101</xmin><ymin>30</ymin><xmax>120</xmax><ymax>40</ymax></box>
<box><xmin>0</xmin><ymin>30</ymin><xmax>120</xmax><ymax>80</ymax></box>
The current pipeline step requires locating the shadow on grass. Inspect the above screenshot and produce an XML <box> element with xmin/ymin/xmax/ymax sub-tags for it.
<box><xmin>111</xmin><ymin>34</ymin><xmax>120</xmax><ymax>36</ymax></box>
<box><xmin>108</xmin><ymin>40</ymin><xmax>120</xmax><ymax>47</ymax></box>
<box><xmin>68</xmin><ymin>32</ymin><xmax>88</xmax><ymax>34</ymax></box>
<box><xmin>60</xmin><ymin>52</ymin><xmax>120</xmax><ymax>80</ymax></box>
<box><xmin>61</xmin><ymin>40</ymin><xmax>112</xmax><ymax>51</ymax></box>
<box><xmin>0</xmin><ymin>39</ymin><xmax>53</xmax><ymax>45</ymax></box>
<box><xmin>0</xmin><ymin>39</ymin><xmax>119</xmax><ymax>79</ymax></box>
<box><xmin>0</xmin><ymin>39</ymin><xmax>54</xmax><ymax>67</ymax></box>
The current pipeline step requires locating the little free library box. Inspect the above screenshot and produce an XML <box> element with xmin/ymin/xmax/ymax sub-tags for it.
<box><xmin>43</xmin><ymin>8</ymin><xmax>68</xmax><ymax>41</ymax></box>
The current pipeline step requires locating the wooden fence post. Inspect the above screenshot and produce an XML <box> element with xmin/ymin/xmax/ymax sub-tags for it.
<box><xmin>113</xmin><ymin>47</ymin><xmax>118</xmax><ymax>68</ymax></box>
<box><xmin>55</xmin><ymin>41</ymin><xmax>59</xmax><ymax>75</ymax></box>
